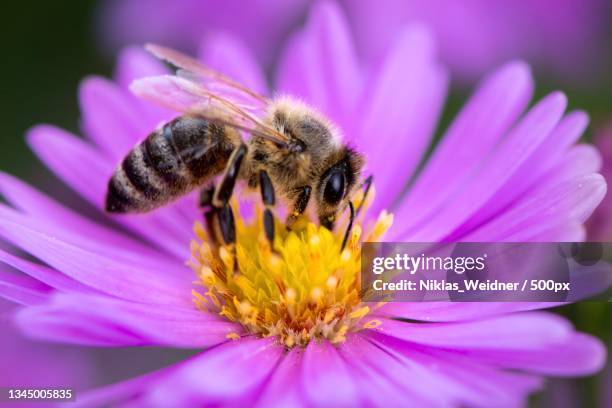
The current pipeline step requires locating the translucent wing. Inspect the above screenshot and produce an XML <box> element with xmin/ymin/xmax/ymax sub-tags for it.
<box><xmin>132</xmin><ymin>44</ymin><xmax>289</xmax><ymax>146</ymax></box>
<box><xmin>146</xmin><ymin>43</ymin><xmax>269</xmax><ymax>109</ymax></box>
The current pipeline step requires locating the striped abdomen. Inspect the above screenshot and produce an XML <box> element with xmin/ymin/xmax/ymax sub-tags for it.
<box><xmin>105</xmin><ymin>116</ymin><xmax>238</xmax><ymax>213</ymax></box>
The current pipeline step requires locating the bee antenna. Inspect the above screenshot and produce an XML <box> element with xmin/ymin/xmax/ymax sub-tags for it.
<box><xmin>341</xmin><ymin>201</ymin><xmax>355</xmax><ymax>252</ymax></box>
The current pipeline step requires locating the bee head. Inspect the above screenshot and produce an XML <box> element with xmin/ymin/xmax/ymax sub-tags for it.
<box><xmin>317</xmin><ymin>147</ymin><xmax>364</xmax><ymax>230</ymax></box>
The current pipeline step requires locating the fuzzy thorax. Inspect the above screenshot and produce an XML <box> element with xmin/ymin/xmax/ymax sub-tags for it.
<box><xmin>189</xmin><ymin>196</ymin><xmax>393</xmax><ymax>348</ymax></box>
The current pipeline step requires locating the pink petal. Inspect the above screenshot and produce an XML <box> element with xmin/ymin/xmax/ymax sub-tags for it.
<box><xmin>144</xmin><ymin>338</ymin><xmax>282</xmax><ymax>406</ymax></box>
<box><xmin>405</xmin><ymin>91</ymin><xmax>568</xmax><ymax>241</ymax></box>
<box><xmin>358</xmin><ymin>26</ymin><xmax>448</xmax><ymax>213</ymax></box>
<box><xmin>0</xmin><ymin>266</ymin><xmax>51</xmax><ymax>305</ymax></box>
<box><xmin>27</xmin><ymin>125</ymin><xmax>195</xmax><ymax>259</ymax></box>
<box><xmin>16</xmin><ymin>293</ymin><xmax>237</xmax><ymax>347</ymax></box>
<box><xmin>0</xmin><ymin>248</ymin><xmax>95</xmax><ymax>294</ymax></box>
<box><xmin>466</xmin><ymin>173</ymin><xmax>606</xmax><ymax>241</ymax></box>
<box><xmin>369</xmin><ymin>331</ymin><xmax>542</xmax><ymax>406</ymax></box>
<box><xmin>0</xmin><ymin>204</ymin><xmax>183</xmax><ymax>279</ymax></box>
<box><xmin>114</xmin><ymin>45</ymin><xmax>169</xmax><ymax>90</ymax></box>
<box><xmin>301</xmin><ymin>340</ymin><xmax>359</xmax><ymax>406</ymax></box>
<box><xmin>80</xmin><ymin>76</ymin><xmax>158</xmax><ymax>161</ymax></box>
<box><xmin>276</xmin><ymin>1</ymin><xmax>362</xmax><ymax>129</ymax></box>
<box><xmin>390</xmin><ymin>61</ymin><xmax>533</xmax><ymax>239</ymax></box>
<box><xmin>0</xmin><ymin>218</ymin><xmax>192</xmax><ymax>307</ymax></box>
<box><xmin>377</xmin><ymin>302</ymin><xmax>562</xmax><ymax>322</ymax></box>
<box><xmin>340</xmin><ymin>334</ymin><xmax>453</xmax><ymax>406</ymax></box>
<box><xmin>256</xmin><ymin>348</ymin><xmax>307</xmax><ymax>408</ymax></box>
<box><xmin>463</xmin><ymin>332</ymin><xmax>606</xmax><ymax>376</ymax></box>
<box><xmin>448</xmin><ymin>110</ymin><xmax>590</xmax><ymax>240</ymax></box>
<box><xmin>198</xmin><ymin>32</ymin><xmax>268</xmax><ymax>95</ymax></box>
<box><xmin>0</xmin><ymin>178</ymin><xmax>179</xmax><ymax>270</ymax></box>
<box><xmin>371</xmin><ymin>312</ymin><xmax>572</xmax><ymax>350</ymax></box>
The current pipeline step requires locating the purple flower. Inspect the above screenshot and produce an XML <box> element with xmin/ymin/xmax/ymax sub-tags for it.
<box><xmin>343</xmin><ymin>0</ymin><xmax>610</xmax><ymax>84</ymax></box>
<box><xmin>0</xmin><ymin>2</ymin><xmax>607</xmax><ymax>406</ymax></box>
<box><xmin>0</xmin><ymin>300</ymin><xmax>97</xmax><ymax>400</ymax></box>
<box><xmin>101</xmin><ymin>0</ymin><xmax>610</xmax><ymax>85</ymax></box>
<box><xmin>99</xmin><ymin>0</ymin><xmax>310</xmax><ymax>67</ymax></box>
<box><xmin>587</xmin><ymin>122</ymin><xmax>612</xmax><ymax>241</ymax></box>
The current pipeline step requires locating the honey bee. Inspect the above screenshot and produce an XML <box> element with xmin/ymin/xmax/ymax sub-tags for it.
<box><xmin>105</xmin><ymin>44</ymin><xmax>372</xmax><ymax>249</ymax></box>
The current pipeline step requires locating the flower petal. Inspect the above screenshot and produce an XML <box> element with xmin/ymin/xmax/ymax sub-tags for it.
<box><xmin>340</xmin><ymin>334</ymin><xmax>453</xmax><ymax>406</ymax></box>
<box><xmin>358</xmin><ymin>26</ymin><xmax>448</xmax><ymax>213</ymax></box>
<box><xmin>198</xmin><ymin>32</ymin><xmax>268</xmax><ymax>95</ymax></box>
<box><xmin>390</xmin><ymin>61</ymin><xmax>533</xmax><ymax>238</ymax></box>
<box><xmin>463</xmin><ymin>332</ymin><xmax>606</xmax><ymax>376</ymax></box>
<box><xmin>371</xmin><ymin>312</ymin><xmax>572</xmax><ymax>350</ymax></box>
<box><xmin>377</xmin><ymin>301</ymin><xmax>562</xmax><ymax>322</ymax></box>
<box><xmin>276</xmin><ymin>1</ymin><xmax>362</xmax><ymax>128</ymax></box>
<box><xmin>0</xmin><ymin>248</ymin><xmax>95</xmax><ymax>294</ymax></box>
<box><xmin>300</xmin><ymin>340</ymin><xmax>359</xmax><ymax>406</ymax></box>
<box><xmin>114</xmin><ymin>45</ymin><xmax>169</xmax><ymax>90</ymax></box>
<box><xmin>0</xmin><ymin>266</ymin><xmax>51</xmax><ymax>305</ymax></box>
<box><xmin>405</xmin><ymin>91</ymin><xmax>568</xmax><ymax>241</ymax></box>
<box><xmin>27</xmin><ymin>125</ymin><xmax>194</xmax><ymax>259</ymax></box>
<box><xmin>144</xmin><ymin>338</ymin><xmax>282</xmax><ymax>406</ymax></box>
<box><xmin>448</xmin><ymin>111</ymin><xmax>590</xmax><ymax>240</ymax></box>
<box><xmin>368</xmin><ymin>331</ymin><xmax>542</xmax><ymax>406</ymax></box>
<box><xmin>80</xmin><ymin>76</ymin><xmax>158</xmax><ymax>161</ymax></box>
<box><xmin>16</xmin><ymin>293</ymin><xmax>238</xmax><ymax>347</ymax></box>
<box><xmin>256</xmin><ymin>348</ymin><xmax>307</xmax><ymax>408</ymax></box>
<box><xmin>465</xmin><ymin>173</ymin><xmax>606</xmax><ymax>241</ymax></box>
<box><xmin>0</xmin><ymin>174</ymin><xmax>179</xmax><ymax>268</ymax></box>
<box><xmin>0</xmin><ymin>218</ymin><xmax>192</xmax><ymax>307</ymax></box>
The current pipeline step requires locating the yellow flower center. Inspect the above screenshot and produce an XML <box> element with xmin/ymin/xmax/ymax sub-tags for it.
<box><xmin>189</xmin><ymin>193</ymin><xmax>393</xmax><ymax>348</ymax></box>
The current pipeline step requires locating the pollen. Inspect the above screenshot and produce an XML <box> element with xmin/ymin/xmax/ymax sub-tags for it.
<box><xmin>189</xmin><ymin>197</ymin><xmax>392</xmax><ymax>348</ymax></box>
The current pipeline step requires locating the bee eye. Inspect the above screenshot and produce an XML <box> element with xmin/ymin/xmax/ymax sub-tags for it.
<box><xmin>323</xmin><ymin>171</ymin><xmax>346</xmax><ymax>204</ymax></box>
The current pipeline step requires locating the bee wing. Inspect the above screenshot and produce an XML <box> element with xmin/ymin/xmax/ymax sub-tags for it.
<box><xmin>131</xmin><ymin>74</ymin><xmax>290</xmax><ymax>146</ymax></box>
<box><xmin>145</xmin><ymin>43</ymin><xmax>269</xmax><ymax>107</ymax></box>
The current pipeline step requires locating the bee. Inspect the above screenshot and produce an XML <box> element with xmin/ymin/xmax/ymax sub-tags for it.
<box><xmin>105</xmin><ymin>44</ymin><xmax>372</xmax><ymax>249</ymax></box>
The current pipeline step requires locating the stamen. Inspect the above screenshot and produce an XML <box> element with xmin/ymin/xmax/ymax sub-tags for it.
<box><xmin>189</xmin><ymin>195</ymin><xmax>392</xmax><ymax>348</ymax></box>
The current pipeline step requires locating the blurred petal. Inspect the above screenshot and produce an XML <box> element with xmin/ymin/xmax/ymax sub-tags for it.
<box><xmin>198</xmin><ymin>32</ymin><xmax>268</xmax><ymax>95</ymax></box>
<box><xmin>16</xmin><ymin>293</ymin><xmax>238</xmax><ymax>347</ymax></box>
<box><xmin>276</xmin><ymin>1</ymin><xmax>362</xmax><ymax>128</ymax></box>
<box><xmin>80</xmin><ymin>77</ymin><xmax>155</xmax><ymax>161</ymax></box>
<box><xmin>0</xmin><ymin>267</ymin><xmax>51</xmax><ymax>305</ymax></box>
<box><xmin>114</xmin><ymin>45</ymin><xmax>169</xmax><ymax>90</ymax></box>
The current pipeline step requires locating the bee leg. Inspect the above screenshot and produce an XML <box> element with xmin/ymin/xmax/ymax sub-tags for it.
<box><xmin>205</xmin><ymin>144</ymin><xmax>247</xmax><ymax>246</ymax></box>
<box><xmin>258</xmin><ymin>170</ymin><xmax>276</xmax><ymax>246</ymax></box>
<box><xmin>212</xmin><ymin>144</ymin><xmax>247</xmax><ymax>208</ymax></box>
<box><xmin>355</xmin><ymin>174</ymin><xmax>373</xmax><ymax>216</ymax></box>
<box><xmin>199</xmin><ymin>184</ymin><xmax>216</xmax><ymax>207</ymax></box>
<box><xmin>198</xmin><ymin>184</ymin><xmax>218</xmax><ymax>245</ymax></box>
<box><xmin>341</xmin><ymin>201</ymin><xmax>355</xmax><ymax>251</ymax></box>
<box><xmin>285</xmin><ymin>186</ymin><xmax>312</xmax><ymax>229</ymax></box>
